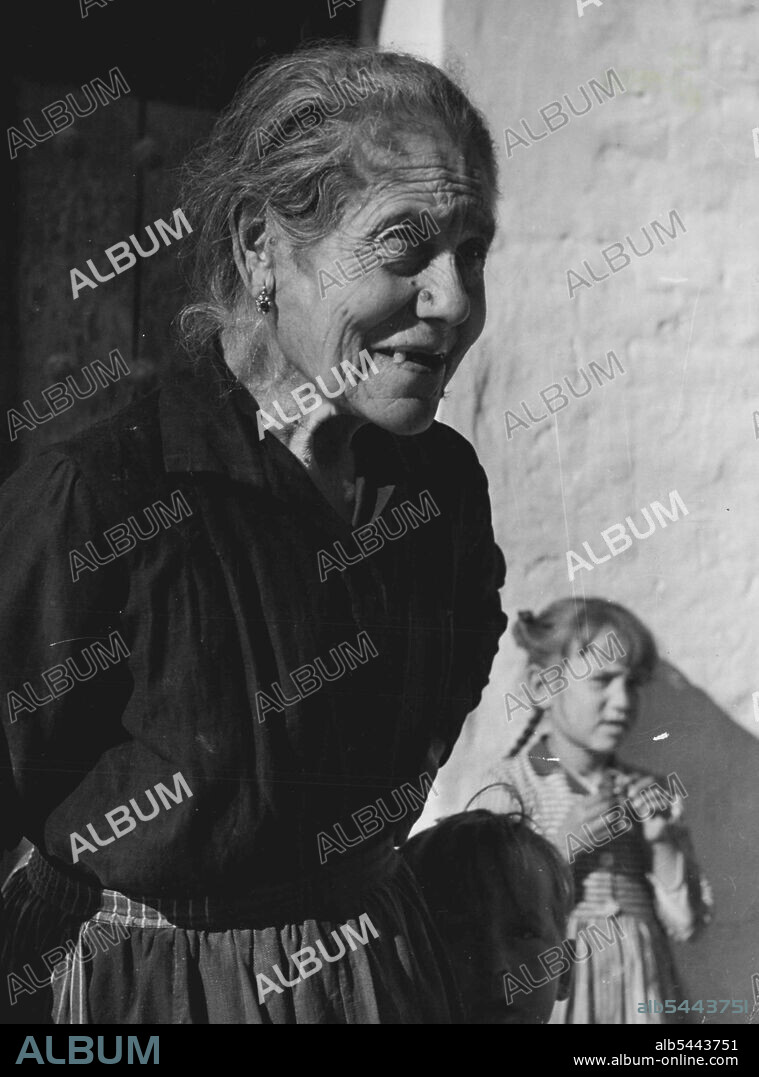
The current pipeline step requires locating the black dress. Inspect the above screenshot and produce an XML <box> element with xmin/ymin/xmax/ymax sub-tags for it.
<box><xmin>0</xmin><ymin>353</ymin><xmax>507</xmax><ymax>1023</ymax></box>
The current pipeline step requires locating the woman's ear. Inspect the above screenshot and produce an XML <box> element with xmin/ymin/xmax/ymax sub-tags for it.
<box><xmin>231</xmin><ymin>205</ymin><xmax>273</xmax><ymax>298</ymax></box>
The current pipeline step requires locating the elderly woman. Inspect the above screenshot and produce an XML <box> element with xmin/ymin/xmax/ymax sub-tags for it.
<box><xmin>0</xmin><ymin>44</ymin><xmax>506</xmax><ymax>1024</ymax></box>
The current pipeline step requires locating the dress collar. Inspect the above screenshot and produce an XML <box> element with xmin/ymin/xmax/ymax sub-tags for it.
<box><xmin>526</xmin><ymin>735</ymin><xmax>618</xmax><ymax>795</ymax></box>
<box><xmin>158</xmin><ymin>347</ymin><xmax>266</xmax><ymax>485</ymax></box>
<box><xmin>158</xmin><ymin>344</ymin><xmax>411</xmax><ymax>490</ymax></box>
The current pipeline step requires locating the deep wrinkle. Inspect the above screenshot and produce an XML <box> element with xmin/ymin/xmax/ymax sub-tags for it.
<box><xmin>226</xmin><ymin>130</ymin><xmax>496</xmax><ymax>521</ymax></box>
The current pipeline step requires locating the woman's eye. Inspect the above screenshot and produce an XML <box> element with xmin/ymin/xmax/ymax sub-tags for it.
<box><xmin>458</xmin><ymin>239</ymin><xmax>489</xmax><ymax>265</ymax></box>
<box><xmin>375</xmin><ymin>228</ymin><xmax>412</xmax><ymax>255</ymax></box>
<box><xmin>370</xmin><ymin>231</ymin><xmax>432</xmax><ymax>273</ymax></box>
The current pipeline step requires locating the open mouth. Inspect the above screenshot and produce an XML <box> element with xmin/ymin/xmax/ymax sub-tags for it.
<box><xmin>370</xmin><ymin>348</ymin><xmax>448</xmax><ymax>371</ymax></box>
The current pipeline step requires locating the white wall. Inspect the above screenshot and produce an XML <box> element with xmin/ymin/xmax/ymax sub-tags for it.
<box><xmin>379</xmin><ymin>0</ymin><xmax>759</xmax><ymax>1018</ymax></box>
<box><xmin>381</xmin><ymin>0</ymin><xmax>759</xmax><ymax>809</ymax></box>
<box><xmin>379</xmin><ymin>0</ymin><xmax>444</xmax><ymax>64</ymax></box>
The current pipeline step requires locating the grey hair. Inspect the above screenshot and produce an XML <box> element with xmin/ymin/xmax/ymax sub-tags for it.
<box><xmin>175</xmin><ymin>41</ymin><xmax>499</xmax><ymax>357</ymax></box>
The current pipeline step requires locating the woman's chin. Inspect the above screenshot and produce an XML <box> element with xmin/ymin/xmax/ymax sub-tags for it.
<box><xmin>364</xmin><ymin>398</ymin><xmax>441</xmax><ymax>437</ymax></box>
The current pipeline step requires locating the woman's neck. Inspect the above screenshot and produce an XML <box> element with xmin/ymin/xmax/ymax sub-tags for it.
<box><xmin>274</xmin><ymin>414</ymin><xmax>364</xmax><ymax>522</ymax></box>
<box><xmin>547</xmin><ymin>727</ymin><xmax>610</xmax><ymax>779</ymax></box>
<box><xmin>221</xmin><ymin>329</ymin><xmax>366</xmax><ymax>522</ymax></box>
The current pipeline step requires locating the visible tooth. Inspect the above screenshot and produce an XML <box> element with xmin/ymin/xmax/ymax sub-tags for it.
<box><xmin>393</xmin><ymin>351</ymin><xmax>405</xmax><ymax>364</ymax></box>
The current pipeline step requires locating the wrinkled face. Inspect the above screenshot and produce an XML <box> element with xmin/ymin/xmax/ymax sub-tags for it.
<box><xmin>546</xmin><ymin>630</ymin><xmax>644</xmax><ymax>755</ymax></box>
<box><xmin>442</xmin><ymin>862</ymin><xmax>568</xmax><ymax>1024</ymax></box>
<box><xmin>266</xmin><ymin>127</ymin><xmax>495</xmax><ymax>435</ymax></box>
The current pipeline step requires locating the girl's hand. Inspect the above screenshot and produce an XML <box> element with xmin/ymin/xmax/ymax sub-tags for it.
<box><xmin>624</xmin><ymin>775</ymin><xmax>679</xmax><ymax>844</ymax></box>
<box><xmin>554</xmin><ymin>789</ymin><xmax>618</xmax><ymax>859</ymax></box>
<box><xmin>641</xmin><ymin>813</ymin><xmax>675</xmax><ymax>843</ymax></box>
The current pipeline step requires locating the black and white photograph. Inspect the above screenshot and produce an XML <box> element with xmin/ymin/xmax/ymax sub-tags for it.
<box><xmin>1</xmin><ymin>0</ymin><xmax>757</xmax><ymax>1061</ymax></box>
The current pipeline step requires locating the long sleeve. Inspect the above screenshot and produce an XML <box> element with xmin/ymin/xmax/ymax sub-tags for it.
<box><xmin>438</xmin><ymin>440</ymin><xmax>507</xmax><ymax>767</ymax></box>
<box><xmin>3</xmin><ymin>375</ymin><xmax>509</xmax><ymax>894</ymax></box>
<box><xmin>646</xmin><ymin>795</ymin><xmax>713</xmax><ymax>942</ymax></box>
<box><xmin>0</xmin><ymin>450</ymin><xmax>131</xmax><ymax>854</ymax></box>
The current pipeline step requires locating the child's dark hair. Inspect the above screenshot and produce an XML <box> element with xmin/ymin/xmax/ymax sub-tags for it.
<box><xmin>402</xmin><ymin>802</ymin><xmax>574</xmax><ymax>933</ymax></box>
<box><xmin>508</xmin><ymin>597</ymin><xmax>658</xmax><ymax>758</ymax></box>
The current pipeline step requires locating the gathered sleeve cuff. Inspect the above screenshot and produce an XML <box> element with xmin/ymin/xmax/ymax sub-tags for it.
<box><xmin>646</xmin><ymin>795</ymin><xmax>713</xmax><ymax>942</ymax></box>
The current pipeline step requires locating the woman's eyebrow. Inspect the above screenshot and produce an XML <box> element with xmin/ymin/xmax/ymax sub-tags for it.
<box><xmin>365</xmin><ymin>207</ymin><xmax>442</xmax><ymax>233</ymax></box>
<box><xmin>366</xmin><ymin>205</ymin><xmax>495</xmax><ymax>244</ymax></box>
<box><xmin>433</xmin><ymin>204</ymin><xmax>497</xmax><ymax>245</ymax></box>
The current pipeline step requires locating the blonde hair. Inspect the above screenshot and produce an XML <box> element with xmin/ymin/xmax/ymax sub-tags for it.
<box><xmin>508</xmin><ymin>597</ymin><xmax>658</xmax><ymax>758</ymax></box>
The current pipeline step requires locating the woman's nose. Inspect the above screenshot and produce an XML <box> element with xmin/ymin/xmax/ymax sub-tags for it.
<box><xmin>416</xmin><ymin>255</ymin><xmax>471</xmax><ymax>326</ymax></box>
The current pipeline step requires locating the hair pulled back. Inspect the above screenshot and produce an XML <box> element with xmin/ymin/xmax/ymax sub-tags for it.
<box><xmin>177</xmin><ymin>42</ymin><xmax>498</xmax><ymax>355</ymax></box>
<box><xmin>508</xmin><ymin>597</ymin><xmax>658</xmax><ymax>757</ymax></box>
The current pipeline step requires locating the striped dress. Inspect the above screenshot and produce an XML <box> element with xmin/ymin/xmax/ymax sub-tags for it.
<box><xmin>473</xmin><ymin>734</ymin><xmax>712</xmax><ymax>1025</ymax></box>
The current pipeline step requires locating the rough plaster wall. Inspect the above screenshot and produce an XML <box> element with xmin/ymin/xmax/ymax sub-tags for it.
<box><xmin>380</xmin><ymin>0</ymin><xmax>444</xmax><ymax>62</ymax></box>
<box><xmin>411</xmin><ymin>0</ymin><xmax>758</xmax><ymax>799</ymax></box>
<box><xmin>381</xmin><ymin>0</ymin><xmax>759</xmax><ymax>1017</ymax></box>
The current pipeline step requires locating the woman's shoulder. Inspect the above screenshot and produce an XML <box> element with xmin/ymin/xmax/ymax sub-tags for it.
<box><xmin>1</xmin><ymin>390</ymin><xmax>165</xmax><ymax>523</ymax></box>
<box><xmin>53</xmin><ymin>389</ymin><xmax>163</xmax><ymax>480</ymax></box>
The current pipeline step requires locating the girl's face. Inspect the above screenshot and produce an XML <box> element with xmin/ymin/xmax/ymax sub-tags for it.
<box><xmin>442</xmin><ymin>862</ymin><xmax>569</xmax><ymax>1024</ymax></box>
<box><xmin>543</xmin><ymin>629</ymin><xmax>644</xmax><ymax>756</ymax></box>
<box><xmin>261</xmin><ymin>127</ymin><xmax>494</xmax><ymax>435</ymax></box>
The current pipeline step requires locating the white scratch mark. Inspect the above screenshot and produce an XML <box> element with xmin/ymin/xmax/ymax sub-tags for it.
<box><xmin>675</xmin><ymin>286</ymin><xmax>702</xmax><ymax>422</ymax></box>
<box><xmin>704</xmin><ymin>137</ymin><xmax>754</xmax><ymax>167</ymax></box>
<box><xmin>50</xmin><ymin>637</ymin><xmax>108</xmax><ymax>647</ymax></box>
<box><xmin>653</xmin><ymin>732</ymin><xmax>669</xmax><ymax>741</ymax></box>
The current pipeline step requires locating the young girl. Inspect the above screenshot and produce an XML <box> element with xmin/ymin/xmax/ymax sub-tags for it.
<box><xmin>402</xmin><ymin>807</ymin><xmax>574</xmax><ymax>1024</ymax></box>
<box><xmin>470</xmin><ymin>598</ymin><xmax>711</xmax><ymax>1024</ymax></box>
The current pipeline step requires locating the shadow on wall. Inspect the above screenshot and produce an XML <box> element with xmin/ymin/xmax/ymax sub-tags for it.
<box><xmin>413</xmin><ymin>655</ymin><xmax>759</xmax><ymax>1024</ymax></box>
<box><xmin>4</xmin><ymin>667</ymin><xmax>755</xmax><ymax>1024</ymax></box>
<box><xmin>621</xmin><ymin>661</ymin><xmax>759</xmax><ymax>1025</ymax></box>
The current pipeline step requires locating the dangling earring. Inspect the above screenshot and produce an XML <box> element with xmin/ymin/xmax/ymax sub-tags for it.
<box><xmin>255</xmin><ymin>287</ymin><xmax>272</xmax><ymax>314</ymax></box>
